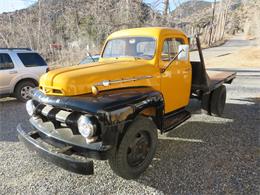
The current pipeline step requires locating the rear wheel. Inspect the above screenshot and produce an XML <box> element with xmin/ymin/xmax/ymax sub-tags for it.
<box><xmin>210</xmin><ymin>85</ymin><xmax>226</xmax><ymax>116</ymax></box>
<box><xmin>14</xmin><ymin>81</ymin><xmax>36</xmax><ymax>102</ymax></box>
<box><xmin>108</xmin><ymin>116</ymin><xmax>158</xmax><ymax>179</ymax></box>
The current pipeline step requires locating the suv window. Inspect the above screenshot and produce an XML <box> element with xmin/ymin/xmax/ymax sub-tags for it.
<box><xmin>17</xmin><ymin>53</ymin><xmax>47</xmax><ymax>67</ymax></box>
<box><xmin>0</xmin><ymin>53</ymin><xmax>14</xmax><ymax>70</ymax></box>
<box><xmin>161</xmin><ymin>38</ymin><xmax>184</xmax><ymax>60</ymax></box>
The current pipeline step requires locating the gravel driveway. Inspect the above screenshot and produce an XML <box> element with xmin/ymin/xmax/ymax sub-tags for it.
<box><xmin>0</xmin><ymin>69</ymin><xmax>259</xmax><ymax>194</ymax></box>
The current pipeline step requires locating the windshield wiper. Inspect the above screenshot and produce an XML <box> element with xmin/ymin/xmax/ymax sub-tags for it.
<box><xmin>87</xmin><ymin>51</ymin><xmax>95</xmax><ymax>62</ymax></box>
<box><xmin>111</xmin><ymin>56</ymin><xmax>145</xmax><ymax>60</ymax></box>
<box><xmin>134</xmin><ymin>56</ymin><xmax>143</xmax><ymax>60</ymax></box>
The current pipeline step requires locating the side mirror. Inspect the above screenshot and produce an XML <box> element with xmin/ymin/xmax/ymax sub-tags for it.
<box><xmin>178</xmin><ymin>44</ymin><xmax>189</xmax><ymax>61</ymax></box>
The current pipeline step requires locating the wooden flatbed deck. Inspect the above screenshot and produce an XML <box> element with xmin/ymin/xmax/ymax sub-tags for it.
<box><xmin>207</xmin><ymin>70</ymin><xmax>236</xmax><ymax>91</ymax></box>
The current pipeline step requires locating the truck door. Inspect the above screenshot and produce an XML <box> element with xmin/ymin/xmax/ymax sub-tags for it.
<box><xmin>159</xmin><ymin>37</ymin><xmax>192</xmax><ymax>113</ymax></box>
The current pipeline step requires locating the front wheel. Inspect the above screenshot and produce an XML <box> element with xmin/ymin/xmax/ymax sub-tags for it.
<box><xmin>14</xmin><ymin>81</ymin><xmax>36</xmax><ymax>102</ymax></box>
<box><xmin>108</xmin><ymin>116</ymin><xmax>158</xmax><ymax>179</ymax></box>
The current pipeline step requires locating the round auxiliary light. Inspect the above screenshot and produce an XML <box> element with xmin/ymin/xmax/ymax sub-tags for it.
<box><xmin>26</xmin><ymin>99</ymin><xmax>36</xmax><ymax>116</ymax></box>
<box><xmin>77</xmin><ymin>115</ymin><xmax>95</xmax><ymax>138</ymax></box>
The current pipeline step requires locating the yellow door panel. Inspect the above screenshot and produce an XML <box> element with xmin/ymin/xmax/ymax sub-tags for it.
<box><xmin>159</xmin><ymin>36</ymin><xmax>192</xmax><ymax>113</ymax></box>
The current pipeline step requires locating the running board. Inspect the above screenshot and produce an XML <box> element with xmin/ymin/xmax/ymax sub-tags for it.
<box><xmin>162</xmin><ymin>109</ymin><xmax>191</xmax><ymax>133</ymax></box>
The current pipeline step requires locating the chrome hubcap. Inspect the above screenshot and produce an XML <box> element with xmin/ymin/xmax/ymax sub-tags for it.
<box><xmin>21</xmin><ymin>86</ymin><xmax>33</xmax><ymax>99</ymax></box>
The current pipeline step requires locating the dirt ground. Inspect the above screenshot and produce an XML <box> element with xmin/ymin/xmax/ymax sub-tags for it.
<box><xmin>207</xmin><ymin>46</ymin><xmax>260</xmax><ymax>68</ymax></box>
<box><xmin>1</xmin><ymin>71</ymin><xmax>259</xmax><ymax>194</ymax></box>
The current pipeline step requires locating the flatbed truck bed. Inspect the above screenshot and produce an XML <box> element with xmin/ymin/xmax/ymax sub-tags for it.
<box><xmin>190</xmin><ymin>36</ymin><xmax>236</xmax><ymax>115</ymax></box>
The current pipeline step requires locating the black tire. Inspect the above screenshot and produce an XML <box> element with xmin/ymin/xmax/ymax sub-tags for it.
<box><xmin>108</xmin><ymin>116</ymin><xmax>158</xmax><ymax>179</ymax></box>
<box><xmin>210</xmin><ymin>85</ymin><xmax>226</xmax><ymax>116</ymax></box>
<box><xmin>14</xmin><ymin>81</ymin><xmax>36</xmax><ymax>102</ymax></box>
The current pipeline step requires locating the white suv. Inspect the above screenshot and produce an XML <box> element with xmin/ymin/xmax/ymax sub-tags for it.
<box><xmin>0</xmin><ymin>48</ymin><xmax>48</xmax><ymax>102</ymax></box>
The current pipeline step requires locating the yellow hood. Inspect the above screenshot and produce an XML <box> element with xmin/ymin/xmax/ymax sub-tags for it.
<box><xmin>39</xmin><ymin>60</ymin><xmax>160</xmax><ymax>96</ymax></box>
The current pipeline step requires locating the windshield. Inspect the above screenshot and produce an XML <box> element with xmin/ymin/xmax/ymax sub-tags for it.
<box><xmin>102</xmin><ymin>37</ymin><xmax>156</xmax><ymax>60</ymax></box>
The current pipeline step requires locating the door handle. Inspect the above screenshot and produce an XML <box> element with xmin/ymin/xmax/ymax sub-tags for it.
<box><xmin>9</xmin><ymin>70</ymin><xmax>18</xmax><ymax>74</ymax></box>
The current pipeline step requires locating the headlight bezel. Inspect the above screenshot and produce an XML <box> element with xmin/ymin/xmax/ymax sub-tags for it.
<box><xmin>77</xmin><ymin>115</ymin><xmax>96</xmax><ymax>138</ymax></box>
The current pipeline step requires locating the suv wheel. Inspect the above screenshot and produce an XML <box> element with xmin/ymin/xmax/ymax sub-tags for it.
<box><xmin>14</xmin><ymin>81</ymin><xmax>36</xmax><ymax>102</ymax></box>
<box><xmin>108</xmin><ymin>116</ymin><xmax>158</xmax><ymax>179</ymax></box>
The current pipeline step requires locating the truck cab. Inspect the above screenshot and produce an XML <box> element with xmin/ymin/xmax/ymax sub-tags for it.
<box><xmin>17</xmin><ymin>27</ymin><xmax>236</xmax><ymax>179</ymax></box>
<box><xmin>100</xmin><ymin>28</ymin><xmax>192</xmax><ymax>112</ymax></box>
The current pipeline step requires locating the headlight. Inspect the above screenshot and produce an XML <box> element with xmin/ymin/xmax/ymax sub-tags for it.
<box><xmin>77</xmin><ymin>115</ymin><xmax>95</xmax><ymax>138</ymax></box>
<box><xmin>26</xmin><ymin>99</ymin><xmax>36</xmax><ymax>116</ymax></box>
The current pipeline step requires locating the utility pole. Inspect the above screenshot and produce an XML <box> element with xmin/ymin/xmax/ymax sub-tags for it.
<box><xmin>209</xmin><ymin>0</ymin><xmax>216</xmax><ymax>46</ymax></box>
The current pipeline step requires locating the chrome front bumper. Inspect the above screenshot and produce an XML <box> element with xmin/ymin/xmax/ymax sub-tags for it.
<box><xmin>17</xmin><ymin>124</ymin><xmax>94</xmax><ymax>175</ymax></box>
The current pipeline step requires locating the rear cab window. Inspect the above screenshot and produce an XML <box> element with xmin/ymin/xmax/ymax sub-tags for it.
<box><xmin>17</xmin><ymin>53</ymin><xmax>47</xmax><ymax>67</ymax></box>
<box><xmin>0</xmin><ymin>53</ymin><xmax>14</xmax><ymax>70</ymax></box>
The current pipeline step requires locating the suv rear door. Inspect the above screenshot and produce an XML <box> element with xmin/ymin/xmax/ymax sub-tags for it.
<box><xmin>0</xmin><ymin>53</ymin><xmax>16</xmax><ymax>94</ymax></box>
<box><xmin>17</xmin><ymin>52</ymin><xmax>47</xmax><ymax>77</ymax></box>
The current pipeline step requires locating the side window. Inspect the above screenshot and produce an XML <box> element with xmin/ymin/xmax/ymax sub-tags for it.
<box><xmin>161</xmin><ymin>38</ymin><xmax>184</xmax><ymax>61</ymax></box>
<box><xmin>0</xmin><ymin>53</ymin><xmax>14</xmax><ymax>70</ymax></box>
<box><xmin>17</xmin><ymin>53</ymin><xmax>47</xmax><ymax>67</ymax></box>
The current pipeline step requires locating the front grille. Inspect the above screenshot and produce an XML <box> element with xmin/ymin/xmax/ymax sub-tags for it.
<box><xmin>29</xmin><ymin>117</ymin><xmax>103</xmax><ymax>150</ymax></box>
<box><xmin>34</xmin><ymin>103</ymin><xmax>81</xmax><ymax>135</ymax></box>
<box><xmin>31</xmin><ymin>101</ymin><xmax>101</xmax><ymax>145</ymax></box>
<box><xmin>39</xmin><ymin>86</ymin><xmax>63</xmax><ymax>95</ymax></box>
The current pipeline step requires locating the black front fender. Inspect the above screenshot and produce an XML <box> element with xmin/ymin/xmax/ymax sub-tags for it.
<box><xmin>32</xmin><ymin>87</ymin><xmax>164</xmax><ymax>121</ymax></box>
<box><xmin>31</xmin><ymin>87</ymin><xmax>164</xmax><ymax>147</ymax></box>
<box><xmin>99</xmin><ymin>87</ymin><xmax>164</xmax><ymax>128</ymax></box>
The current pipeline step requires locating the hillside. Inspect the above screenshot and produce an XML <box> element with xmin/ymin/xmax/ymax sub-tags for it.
<box><xmin>0</xmin><ymin>0</ymin><xmax>154</xmax><ymax>57</ymax></box>
<box><xmin>172</xmin><ymin>0</ymin><xmax>212</xmax><ymax>19</ymax></box>
<box><xmin>0</xmin><ymin>0</ymin><xmax>258</xmax><ymax>65</ymax></box>
<box><xmin>169</xmin><ymin>0</ymin><xmax>259</xmax><ymax>47</ymax></box>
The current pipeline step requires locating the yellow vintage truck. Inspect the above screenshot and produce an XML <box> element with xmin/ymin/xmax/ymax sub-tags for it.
<box><xmin>17</xmin><ymin>27</ymin><xmax>236</xmax><ymax>179</ymax></box>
